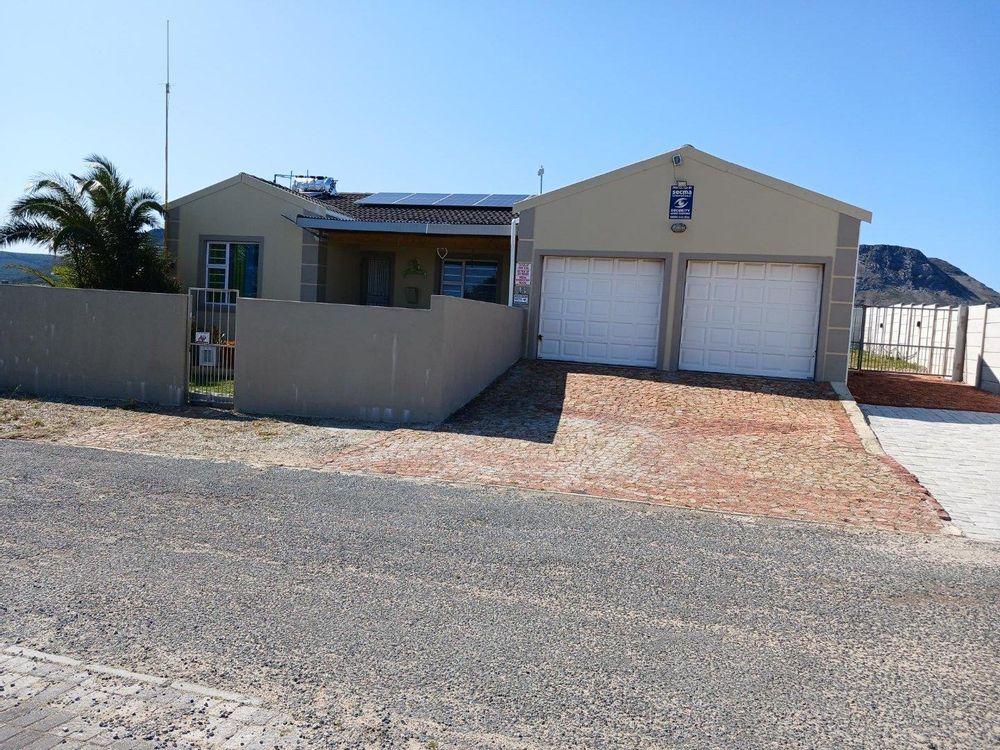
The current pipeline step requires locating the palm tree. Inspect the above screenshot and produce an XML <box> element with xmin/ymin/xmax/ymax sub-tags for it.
<box><xmin>0</xmin><ymin>155</ymin><xmax>178</xmax><ymax>292</ymax></box>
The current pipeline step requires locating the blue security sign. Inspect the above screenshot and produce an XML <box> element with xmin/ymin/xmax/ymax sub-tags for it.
<box><xmin>669</xmin><ymin>184</ymin><xmax>694</xmax><ymax>220</ymax></box>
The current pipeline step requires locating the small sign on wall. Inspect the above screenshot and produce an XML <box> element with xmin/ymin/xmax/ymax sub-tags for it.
<box><xmin>513</xmin><ymin>293</ymin><xmax>529</xmax><ymax>306</ymax></box>
<box><xmin>515</xmin><ymin>262</ymin><xmax>532</xmax><ymax>286</ymax></box>
<box><xmin>669</xmin><ymin>184</ymin><xmax>694</xmax><ymax>220</ymax></box>
<box><xmin>194</xmin><ymin>331</ymin><xmax>211</xmax><ymax>344</ymax></box>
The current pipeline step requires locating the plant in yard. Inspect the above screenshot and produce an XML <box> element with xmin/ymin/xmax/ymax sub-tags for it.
<box><xmin>0</xmin><ymin>155</ymin><xmax>178</xmax><ymax>292</ymax></box>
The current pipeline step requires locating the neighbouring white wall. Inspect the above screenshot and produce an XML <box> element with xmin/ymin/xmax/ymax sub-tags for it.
<box><xmin>0</xmin><ymin>285</ymin><xmax>188</xmax><ymax>405</ymax></box>
<box><xmin>235</xmin><ymin>295</ymin><xmax>524</xmax><ymax>422</ymax></box>
<box><xmin>964</xmin><ymin>304</ymin><xmax>988</xmax><ymax>385</ymax></box>
<box><xmin>981</xmin><ymin>307</ymin><xmax>1000</xmax><ymax>394</ymax></box>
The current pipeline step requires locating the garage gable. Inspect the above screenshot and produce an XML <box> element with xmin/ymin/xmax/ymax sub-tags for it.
<box><xmin>516</xmin><ymin>146</ymin><xmax>869</xmax><ymax>256</ymax></box>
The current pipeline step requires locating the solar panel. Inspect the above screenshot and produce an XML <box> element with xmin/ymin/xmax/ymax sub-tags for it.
<box><xmin>433</xmin><ymin>193</ymin><xmax>490</xmax><ymax>206</ymax></box>
<box><xmin>355</xmin><ymin>192</ymin><xmax>529</xmax><ymax>208</ymax></box>
<box><xmin>355</xmin><ymin>192</ymin><xmax>412</xmax><ymax>205</ymax></box>
<box><xmin>474</xmin><ymin>194</ymin><xmax>531</xmax><ymax>207</ymax></box>
<box><xmin>395</xmin><ymin>193</ymin><xmax>451</xmax><ymax>206</ymax></box>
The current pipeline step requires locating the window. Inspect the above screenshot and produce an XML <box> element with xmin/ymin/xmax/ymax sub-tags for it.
<box><xmin>205</xmin><ymin>242</ymin><xmax>259</xmax><ymax>298</ymax></box>
<box><xmin>441</xmin><ymin>260</ymin><xmax>499</xmax><ymax>303</ymax></box>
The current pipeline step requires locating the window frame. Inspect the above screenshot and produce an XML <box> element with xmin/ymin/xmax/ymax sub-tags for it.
<box><xmin>201</xmin><ymin>239</ymin><xmax>261</xmax><ymax>302</ymax></box>
<box><xmin>439</xmin><ymin>258</ymin><xmax>500</xmax><ymax>303</ymax></box>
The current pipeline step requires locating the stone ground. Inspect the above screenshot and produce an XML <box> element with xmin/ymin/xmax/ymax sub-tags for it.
<box><xmin>863</xmin><ymin>405</ymin><xmax>1000</xmax><ymax>543</ymax></box>
<box><xmin>0</xmin><ymin>646</ymin><xmax>302</xmax><ymax>749</ymax></box>
<box><xmin>1</xmin><ymin>362</ymin><xmax>944</xmax><ymax>534</ymax></box>
<box><xmin>1</xmin><ymin>442</ymin><xmax>998</xmax><ymax>749</ymax></box>
<box><xmin>848</xmin><ymin>371</ymin><xmax>1000</xmax><ymax>413</ymax></box>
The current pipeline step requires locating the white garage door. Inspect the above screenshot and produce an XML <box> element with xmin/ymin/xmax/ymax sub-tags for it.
<box><xmin>679</xmin><ymin>260</ymin><xmax>822</xmax><ymax>379</ymax></box>
<box><xmin>538</xmin><ymin>256</ymin><xmax>663</xmax><ymax>367</ymax></box>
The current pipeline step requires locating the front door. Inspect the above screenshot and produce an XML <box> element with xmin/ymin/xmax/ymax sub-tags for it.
<box><xmin>362</xmin><ymin>255</ymin><xmax>392</xmax><ymax>306</ymax></box>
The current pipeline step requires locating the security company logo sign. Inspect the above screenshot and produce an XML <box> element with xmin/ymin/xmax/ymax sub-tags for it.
<box><xmin>669</xmin><ymin>184</ymin><xmax>694</xmax><ymax>220</ymax></box>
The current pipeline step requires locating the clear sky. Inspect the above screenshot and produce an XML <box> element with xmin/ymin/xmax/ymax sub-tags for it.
<box><xmin>2</xmin><ymin>1</ymin><xmax>998</xmax><ymax>287</ymax></box>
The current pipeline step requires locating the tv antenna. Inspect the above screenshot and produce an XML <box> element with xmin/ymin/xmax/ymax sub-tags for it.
<box><xmin>163</xmin><ymin>20</ymin><xmax>171</xmax><ymax>250</ymax></box>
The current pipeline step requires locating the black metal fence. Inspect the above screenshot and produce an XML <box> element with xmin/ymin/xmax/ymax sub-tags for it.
<box><xmin>850</xmin><ymin>305</ymin><xmax>962</xmax><ymax>377</ymax></box>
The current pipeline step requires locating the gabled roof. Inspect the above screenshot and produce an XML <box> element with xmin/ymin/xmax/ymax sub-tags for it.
<box><xmin>514</xmin><ymin>145</ymin><xmax>873</xmax><ymax>222</ymax></box>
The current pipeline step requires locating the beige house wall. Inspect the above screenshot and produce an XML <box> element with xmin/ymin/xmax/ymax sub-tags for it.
<box><xmin>516</xmin><ymin>147</ymin><xmax>869</xmax><ymax>382</ymax></box>
<box><xmin>235</xmin><ymin>295</ymin><xmax>524</xmax><ymax>423</ymax></box>
<box><xmin>0</xmin><ymin>285</ymin><xmax>188</xmax><ymax>405</ymax></box>
<box><xmin>171</xmin><ymin>176</ymin><xmax>322</xmax><ymax>302</ymax></box>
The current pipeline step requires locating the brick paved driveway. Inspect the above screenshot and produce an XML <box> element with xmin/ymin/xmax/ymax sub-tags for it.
<box><xmin>325</xmin><ymin>361</ymin><xmax>943</xmax><ymax>533</ymax></box>
<box><xmin>863</xmin><ymin>405</ymin><xmax>1000</xmax><ymax>542</ymax></box>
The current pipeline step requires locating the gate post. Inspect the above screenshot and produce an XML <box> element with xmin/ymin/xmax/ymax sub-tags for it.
<box><xmin>855</xmin><ymin>306</ymin><xmax>867</xmax><ymax>370</ymax></box>
<box><xmin>953</xmin><ymin>306</ymin><xmax>969</xmax><ymax>382</ymax></box>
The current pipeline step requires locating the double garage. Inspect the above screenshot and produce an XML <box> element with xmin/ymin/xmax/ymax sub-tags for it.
<box><xmin>514</xmin><ymin>146</ymin><xmax>870</xmax><ymax>383</ymax></box>
<box><xmin>538</xmin><ymin>256</ymin><xmax>822</xmax><ymax>379</ymax></box>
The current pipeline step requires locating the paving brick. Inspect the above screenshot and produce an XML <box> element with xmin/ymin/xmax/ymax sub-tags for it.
<box><xmin>324</xmin><ymin>362</ymin><xmax>944</xmax><ymax>534</ymax></box>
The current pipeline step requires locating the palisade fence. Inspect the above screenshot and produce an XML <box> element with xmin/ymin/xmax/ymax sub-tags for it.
<box><xmin>850</xmin><ymin>304</ymin><xmax>965</xmax><ymax>378</ymax></box>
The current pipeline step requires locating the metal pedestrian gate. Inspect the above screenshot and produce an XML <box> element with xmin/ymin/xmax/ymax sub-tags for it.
<box><xmin>188</xmin><ymin>288</ymin><xmax>237</xmax><ymax>406</ymax></box>
<box><xmin>850</xmin><ymin>304</ymin><xmax>963</xmax><ymax>378</ymax></box>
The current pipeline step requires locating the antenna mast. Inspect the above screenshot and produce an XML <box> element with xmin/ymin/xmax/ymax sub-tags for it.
<box><xmin>164</xmin><ymin>20</ymin><xmax>170</xmax><ymax>252</ymax></box>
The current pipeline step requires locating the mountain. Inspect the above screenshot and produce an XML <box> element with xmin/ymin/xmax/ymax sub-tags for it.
<box><xmin>0</xmin><ymin>251</ymin><xmax>57</xmax><ymax>284</ymax></box>
<box><xmin>856</xmin><ymin>244</ymin><xmax>1000</xmax><ymax>306</ymax></box>
<box><xmin>925</xmin><ymin>257</ymin><xmax>1000</xmax><ymax>306</ymax></box>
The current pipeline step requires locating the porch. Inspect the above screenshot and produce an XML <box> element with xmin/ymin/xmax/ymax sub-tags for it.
<box><xmin>309</xmin><ymin>230</ymin><xmax>512</xmax><ymax>310</ymax></box>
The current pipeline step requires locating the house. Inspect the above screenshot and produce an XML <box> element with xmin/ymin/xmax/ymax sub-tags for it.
<box><xmin>512</xmin><ymin>145</ymin><xmax>871</xmax><ymax>382</ymax></box>
<box><xmin>167</xmin><ymin>175</ymin><xmax>523</xmax><ymax>309</ymax></box>
<box><xmin>167</xmin><ymin>144</ymin><xmax>870</xmax><ymax>388</ymax></box>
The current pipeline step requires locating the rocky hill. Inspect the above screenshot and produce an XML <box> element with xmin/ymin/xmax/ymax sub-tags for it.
<box><xmin>856</xmin><ymin>244</ymin><xmax>1000</xmax><ymax>306</ymax></box>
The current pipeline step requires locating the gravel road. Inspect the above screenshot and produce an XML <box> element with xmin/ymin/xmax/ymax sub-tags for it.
<box><xmin>1</xmin><ymin>441</ymin><xmax>998</xmax><ymax>748</ymax></box>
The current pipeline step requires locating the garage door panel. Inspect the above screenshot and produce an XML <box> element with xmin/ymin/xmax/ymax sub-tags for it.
<box><xmin>637</xmin><ymin>260</ymin><xmax>662</xmax><ymax>276</ymax></box>
<box><xmin>711</xmin><ymin>305</ymin><xmax>737</xmax><ymax>324</ymax></box>
<box><xmin>739</xmin><ymin>284</ymin><xmax>765</xmax><ymax>303</ymax></box>
<box><xmin>685</xmin><ymin>279</ymin><xmax>711</xmax><ymax>300</ymax></box>
<box><xmin>790</xmin><ymin>287</ymin><xmax>819</xmax><ymax>305</ymax></box>
<box><xmin>793</xmin><ymin>264</ymin><xmax>822</xmax><ymax>282</ymax></box>
<box><xmin>706</xmin><ymin>349</ymin><xmax>733</xmax><ymax>367</ymax></box>
<box><xmin>713</xmin><ymin>283</ymin><xmax>738</xmax><ymax>302</ymax></box>
<box><xmin>586</xmin><ymin>342</ymin><xmax>608</xmax><ymax>359</ymax></box>
<box><xmin>542</xmin><ymin>275</ymin><xmax>565</xmax><ymax>294</ymax></box>
<box><xmin>591</xmin><ymin>258</ymin><xmax>614</xmax><ymax>274</ymax></box>
<box><xmin>709</xmin><ymin>328</ymin><xmax>733</xmax><ymax>346</ymax></box>
<box><xmin>714</xmin><ymin>262</ymin><xmax>739</xmax><ymax>278</ymax></box>
<box><xmin>680</xmin><ymin>260</ymin><xmax>821</xmax><ymax>379</ymax></box>
<box><xmin>767</xmin><ymin>264</ymin><xmax>794</xmax><ymax>281</ymax></box>
<box><xmin>539</xmin><ymin>256</ymin><xmax>663</xmax><ymax>367</ymax></box>
<box><xmin>613</xmin><ymin>277</ymin><xmax>638</xmax><ymax>296</ymax></box>
<box><xmin>684</xmin><ymin>302</ymin><xmax>709</xmax><ymax>324</ymax></box>
<box><xmin>588</xmin><ymin>322</ymin><xmax>609</xmax><ymax>338</ymax></box>
<box><xmin>679</xmin><ymin>348</ymin><xmax>704</xmax><ymax>367</ymax></box>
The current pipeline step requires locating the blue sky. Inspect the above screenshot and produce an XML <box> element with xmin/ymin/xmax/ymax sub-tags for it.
<box><xmin>2</xmin><ymin>1</ymin><xmax>998</xmax><ymax>287</ymax></box>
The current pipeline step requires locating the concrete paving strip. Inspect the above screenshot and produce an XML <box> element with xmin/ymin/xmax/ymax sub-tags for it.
<box><xmin>831</xmin><ymin>380</ymin><xmax>885</xmax><ymax>455</ymax></box>
<box><xmin>861</xmin><ymin>405</ymin><xmax>1000</xmax><ymax>543</ymax></box>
